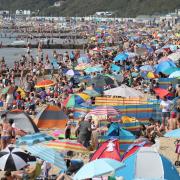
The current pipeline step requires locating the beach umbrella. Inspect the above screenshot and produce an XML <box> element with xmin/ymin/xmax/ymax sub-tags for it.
<box><xmin>114</xmin><ymin>53</ymin><xmax>128</xmax><ymax>62</ymax></box>
<box><xmin>163</xmin><ymin>67</ymin><xmax>180</xmax><ymax>75</ymax></box>
<box><xmin>140</xmin><ymin>65</ymin><xmax>154</xmax><ymax>72</ymax></box>
<box><xmin>0</xmin><ymin>146</ymin><xmax>28</xmax><ymax>171</ymax></box>
<box><xmin>154</xmin><ymin>88</ymin><xmax>173</xmax><ymax>99</ymax></box>
<box><xmin>16</xmin><ymin>132</ymin><xmax>54</xmax><ymax>146</ymax></box>
<box><xmin>43</xmin><ymin>140</ymin><xmax>89</xmax><ymax>153</ymax></box>
<box><xmin>63</xmin><ymin>94</ymin><xmax>90</xmax><ymax>108</ymax></box>
<box><xmin>83</xmin><ymin>89</ymin><xmax>100</xmax><ymax>97</ymax></box>
<box><xmin>27</xmin><ymin>145</ymin><xmax>67</xmax><ymax>170</ymax></box>
<box><xmin>147</xmin><ymin>72</ymin><xmax>157</xmax><ymax>79</ymax></box>
<box><xmin>16</xmin><ymin>87</ymin><xmax>26</xmax><ymax>98</ymax></box>
<box><xmin>88</xmin><ymin>106</ymin><xmax>120</xmax><ymax>122</ymax></box>
<box><xmin>104</xmin><ymin>84</ymin><xmax>144</xmax><ymax>98</ymax></box>
<box><xmin>74</xmin><ymin>158</ymin><xmax>125</xmax><ymax>180</ymax></box>
<box><xmin>77</xmin><ymin>56</ymin><xmax>90</xmax><ymax>64</ymax></box>
<box><xmin>115</xmin><ymin>147</ymin><xmax>180</xmax><ymax>180</ymax></box>
<box><xmin>85</xmin><ymin>66</ymin><xmax>103</xmax><ymax>74</ymax></box>
<box><xmin>125</xmin><ymin>52</ymin><xmax>138</xmax><ymax>58</ymax></box>
<box><xmin>131</xmin><ymin>72</ymin><xmax>139</xmax><ymax>77</ymax></box>
<box><xmin>90</xmin><ymin>74</ymin><xmax>117</xmax><ymax>89</ymax></box>
<box><xmin>35</xmin><ymin>80</ymin><xmax>55</xmax><ymax>88</ymax></box>
<box><xmin>168</xmin><ymin>51</ymin><xmax>180</xmax><ymax>62</ymax></box>
<box><xmin>1</xmin><ymin>86</ymin><xmax>10</xmax><ymax>95</ymax></box>
<box><xmin>111</xmin><ymin>64</ymin><xmax>121</xmax><ymax>72</ymax></box>
<box><xmin>158</xmin><ymin>57</ymin><xmax>172</xmax><ymax>63</ymax></box>
<box><xmin>169</xmin><ymin>71</ymin><xmax>180</xmax><ymax>79</ymax></box>
<box><xmin>75</xmin><ymin>63</ymin><xmax>90</xmax><ymax>70</ymax></box>
<box><xmin>65</xmin><ymin>69</ymin><xmax>76</xmax><ymax>76</ymax></box>
<box><xmin>155</xmin><ymin>60</ymin><xmax>176</xmax><ymax>73</ymax></box>
<box><xmin>164</xmin><ymin>128</ymin><xmax>180</xmax><ymax>138</ymax></box>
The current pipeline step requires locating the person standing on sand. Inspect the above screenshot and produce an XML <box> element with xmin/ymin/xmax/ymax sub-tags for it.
<box><xmin>0</xmin><ymin>116</ymin><xmax>13</xmax><ymax>149</ymax></box>
<box><xmin>5</xmin><ymin>83</ymin><xmax>15</xmax><ymax>110</ymax></box>
<box><xmin>78</xmin><ymin>116</ymin><xmax>92</xmax><ymax>148</ymax></box>
<box><xmin>160</xmin><ymin>96</ymin><xmax>172</xmax><ymax>131</ymax></box>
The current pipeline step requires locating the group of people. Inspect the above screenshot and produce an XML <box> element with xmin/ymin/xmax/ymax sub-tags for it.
<box><xmin>0</xmin><ymin>20</ymin><xmax>179</xmax><ymax>178</ymax></box>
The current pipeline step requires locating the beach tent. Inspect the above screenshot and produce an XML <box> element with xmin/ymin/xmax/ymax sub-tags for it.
<box><xmin>35</xmin><ymin>105</ymin><xmax>68</xmax><ymax>129</ymax></box>
<box><xmin>104</xmin><ymin>84</ymin><xmax>144</xmax><ymax>97</ymax></box>
<box><xmin>90</xmin><ymin>139</ymin><xmax>121</xmax><ymax>161</ymax></box>
<box><xmin>0</xmin><ymin>111</ymin><xmax>39</xmax><ymax>133</ymax></box>
<box><xmin>115</xmin><ymin>147</ymin><xmax>180</xmax><ymax>180</ymax></box>
<box><xmin>121</xmin><ymin>141</ymin><xmax>150</xmax><ymax>160</ymax></box>
<box><xmin>102</xmin><ymin>123</ymin><xmax>135</xmax><ymax>154</ymax></box>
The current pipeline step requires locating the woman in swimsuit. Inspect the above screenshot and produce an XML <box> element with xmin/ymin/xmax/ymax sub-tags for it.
<box><xmin>1</xmin><ymin>119</ymin><xmax>13</xmax><ymax>149</ymax></box>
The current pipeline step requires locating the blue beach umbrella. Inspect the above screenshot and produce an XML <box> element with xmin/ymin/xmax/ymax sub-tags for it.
<box><xmin>164</xmin><ymin>128</ymin><xmax>180</xmax><ymax>138</ymax></box>
<box><xmin>155</xmin><ymin>61</ymin><xmax>176</xmax><ymax>73</ymax></box>
<box><xmin>163</xmin><ymin>67</ymin><xmax>180</xmax><ymax>75</ymax></box>
<box><xmin>27</xmin><ymin>145</ymin><xmax>67</xmax><ymax>170</ymax></box>
<box><xmin>85</xmin><ymin>66</ymin><xmax>103</xmax><ymax>74</ymax></box>
<box><xmin>83</xmin><ymin>89</ymin><xmax>100</xmax><ymax>97</ymax></box>
<box><xmin>169</xmin><ymin>71</ymin><xmax>180</xmax><ymax>79</ymax></box>
<box><xmin>114</xmin><ymin>53</ymin><xmax>128</xmax><ymax>62</ymax></box>
<box><xmin>111</xmin><ymin>64</ymin><xmax>121</xmax><ymax>72</ymax></box>
<box><xmin>77</xmin><ymin>56</ymin><xmax>90</xmax><ymax>64</ymax></box>
<box><xmin>74</xmin><ymin>158</ymin><xmax>125</xmax><ymax>180</ymax></box>
<box><xmin>115</xmin><ymin>147</ymin><xmax>180</xmax><ymax>180</ymax></box>
<box><xmin>140</xmin><ymin>65</ymin><xmax>154</xmax><ymax>72</ymax></box>
<box><xmin>16</xmin><ymin>133</ymin><xmax>54</xmax><ymax>146</ymax></box>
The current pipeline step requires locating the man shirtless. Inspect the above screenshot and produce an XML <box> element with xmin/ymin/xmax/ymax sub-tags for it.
<box><xmin>168</xmin><ymin>112</ymin><xmax>179</xmax><ymax>131</ymax></box>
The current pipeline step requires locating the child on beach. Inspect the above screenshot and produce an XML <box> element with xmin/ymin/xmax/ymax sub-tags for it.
<box><xmin>175</xmin><ymin>139</ymin><xmax>180</xmax><ymax>166</ymax></box>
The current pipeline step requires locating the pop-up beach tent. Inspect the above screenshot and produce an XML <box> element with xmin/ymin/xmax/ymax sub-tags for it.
<box><xmin>0</xmin><ymin>110</ymin><xmax>39</xmax><ymax>133</ymax></box>
<box><xmin>115</xmin><ymin>147</ymin><xmax>180</xmax><ymax>180</ymax></box>
<box><xmin>102</xmin><ymin>123</ymin><xmax>135</xmax><ymax>154</ymax></box>
<box><xmin>35</xmin><ymin>105</ymin><xmax>68</xmax><ymax>129</ymax></box>
<box><xmin>90</xmin><ymin>139</ymin><xmax>121</xmax><ymax>161</ymax></box>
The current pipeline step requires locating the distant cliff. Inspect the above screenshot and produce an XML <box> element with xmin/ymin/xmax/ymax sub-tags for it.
<box><xmin>0</xmin><ymin>0</ymin><xmax>180</xmax><ymax>17</ymax></box>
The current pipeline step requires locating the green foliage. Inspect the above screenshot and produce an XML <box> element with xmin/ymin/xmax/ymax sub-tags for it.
<box><xmin>0</xmin><ymin>0</ymin><xmax>180</xmax><ymax>17</ymax></box>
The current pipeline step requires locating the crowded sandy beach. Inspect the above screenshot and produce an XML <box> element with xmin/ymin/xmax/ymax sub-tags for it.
<box><xmin>0</xmin><ymin>14</ymin><xmax>179</xmax><ymax>180</ymax></box>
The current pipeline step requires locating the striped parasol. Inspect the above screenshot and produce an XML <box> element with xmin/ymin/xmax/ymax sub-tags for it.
<box><xmin>43</xmin><ymin>140</ymin><xmax>89</xmax><ymax>153</ymax></box>
<box><xmin>0</xmin><ymin>146</ymin><xmax>28</xmax><ymax>171</ymax></box>
<box><xmin>88</xmin><ymin>106</ymin><xmax>120</xmax><ymax>121</ymax></box>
